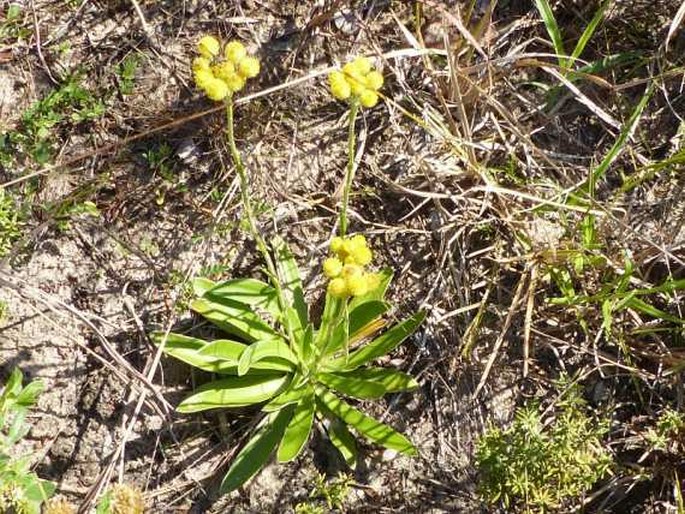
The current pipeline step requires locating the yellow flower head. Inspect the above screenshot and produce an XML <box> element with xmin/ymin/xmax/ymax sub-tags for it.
<box><xmin>330</xmin><ymin>236</ymin><xmax>344</xmax><ymax>254</ymax></box>
<box><xmin>192</xmin><ymin>57</ymin><xmax>211</xmax><ymax>73</ymax></box>
<box><xmin>198</xmin><ymin>35</ymin><xmax>221</xmax><ymax>58</ymax></box>
<box><xmin>212</xmin><ymin>61</ymin><xmax>235</xmax><ymax>81</ymax></box>
<box><xmin>323</xmin><ymin>257</ymin><xmax>343</xmax><ymax>278</ymax></box>
<box><xmin>193</xmin><ymin>37</ymin><xmax>260</xmax><ymax>100</ymax></box>
<box><xmin>359</xmin><ymin>90</ymin><xmax>379</xmax><ymax>108</ymax></box>
<box><xmin>329</xmin><ymin>56</ymin><xmax>383</xmax><ymax>107</ymax></box>
<box><xmin>238</xmin><ymin>56</ymin><xmax>260</xmax><ymax>78</ymax></box>
<box><xmin>204</xmin><ymin>78</ymin><xmax>230</xmax><ymax>101</ymax></box>
<box><xmin>345</xmin><ymin>274</ymin><xmax>368</xmax><ymax>297</ymax></box>
<box><xmin>225</xmin><ymin>41</ymin><xmax>247</xmax><ymax>63</ymax></box>
<box><xmin>328</xmin><ymin>278</ymin><xmax>348</xmax><ymax>298</ymax></box>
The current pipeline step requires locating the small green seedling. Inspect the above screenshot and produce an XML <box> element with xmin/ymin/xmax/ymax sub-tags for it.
<box><xmin>0</xmin><ymin>369</ymin><xmax>55</xmax><ymax>514</ymax></box>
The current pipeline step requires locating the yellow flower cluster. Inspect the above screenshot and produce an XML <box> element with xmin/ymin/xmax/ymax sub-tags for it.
<box><xmin>329</xmin><ymin>56</ymin><xmax>384</xmax><ymax>108</ymax></box>
<box><xmin>323</xmin><ymin>234</ymin><xmax>379</xmax><ymax>298</ymax></box>
<box><xmin>193</xmin><ymin>36</ymin><xmax>260</xmax><ymax>101</ymax></box>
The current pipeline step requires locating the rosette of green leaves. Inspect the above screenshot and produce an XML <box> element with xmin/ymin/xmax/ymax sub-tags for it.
<box><xmin>152</xmin><ymin>237</ymin><xmax>424</xmax><ymax>493</ymax></box>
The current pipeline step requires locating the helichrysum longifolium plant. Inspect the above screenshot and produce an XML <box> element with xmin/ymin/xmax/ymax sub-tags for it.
<box><xmin>0</xmin><ymin>369</ymin><xmax>55</xmax><ymax>514</ymax></box>
<box><xmin>151</xmin><ymin>39</ymin><xmax>423</xmax><ymax>493</ymax></box>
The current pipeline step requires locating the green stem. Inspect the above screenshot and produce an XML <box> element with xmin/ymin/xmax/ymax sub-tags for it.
<box><xmin>225</xmin><ymin>97</ymin><xmax>293</xmax><ymax>339</ymax></box>
<box><xmin>338</xmin><ymin>101</ymin><xmax>359</xmax><ymax>237</ymax></box>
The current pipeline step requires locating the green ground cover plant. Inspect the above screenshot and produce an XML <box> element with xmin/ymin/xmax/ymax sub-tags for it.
<box><xmin>152</xmin><ymin>37</ymin><xmax>424</xmax><ymax>493</ymax></box>
<box><xmin>0</xmin><ymin>369</ymin><xmax>54</xmax><ymax>514</ymax></box>
<box><xmin>0</xmin><ymin>75</ymin><xmax>104</xmax><ymax>166</ymax></box>
<box><xmin>476</xmin><ymin>383</ymin><xmax>612</xmax><ymax>512</ymax></box>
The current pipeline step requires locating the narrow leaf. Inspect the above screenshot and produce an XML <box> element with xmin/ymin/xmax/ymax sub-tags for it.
<box><xmin>277</xmin><ymin>394</ymin><xmax>315</xmax><ymax>462</ymax></box>
<box><xmin>262</xmin><ymin>378</ymin><xmax>310</xmax><ymax>413</ymax></box>
<box><xmin>272</xmin><ymin>236</ymin><xmax>308</xmax><ymax>329</ymax></box>
<box><xmin>177</xmin><ymin>375</ymin><xmax>289</xmax><ymax>413</ymax></box>
<box><xmin>205</xmin><ymin>278</ymin><xmax>280</xmax><ymax>319</ymax></box>
<box><xmin>328</xmin><ymin>418</ymin><xmax>358</xmax><ymax>468</ymax></box>
<box><xmin>238</xmin><ymin>339</ymin><xmax>298</xmax><ymax>376</ymax></box>
<box><xmin>318</xmin><ymin>402</ymin><xmax>358</xmax><ymax>468</ymax></box>
<box><xmin>190</xmin><ymin>297</ymin><xmax>281</xmax><ymax>342</ymax></box>
<box><xmin>317</xmin><ymin>373</ymin><xmax>386</xmax><ymax>399</ymax></box>
<box><xmin>333</xmin><ymin>368</ymin><xmax>419</xmax><ymax>393</ymax></box>
<box><xmin>193</xmin><ymin>277</ymin><xmax>217</xmax><ymax>297</ymax></box>
<box><xmin>569</xmin><ymin>0</ymin><xmax>612</xmax><ymax>67</ymax></box>
<box><xmin>327</xmin><ymin>311</ymin><xmax>426</xmax><ymax>371</ymax></box>
<box><xmin>326</xmin><ymin>301</ymin><xmax>390</xmax><ymax>356</ymax></box>
<box><xmin>151</xmin><ymin>332</ymin><xmax>244</xmax><ymax>374</ymax></box>
<box><xmin>534</xmin><ymin>0</ymin><xmax>567</xmax><ymax>67</ymax></box>
<box><xmin>316</xmin><ymin>387</ymin><xmax>417</xmax><ymax>456</ymax></box>
<box><xmin>221</xmin><ymin>408</ymin><xmax>294</xmax><ymax>493</ymax></box>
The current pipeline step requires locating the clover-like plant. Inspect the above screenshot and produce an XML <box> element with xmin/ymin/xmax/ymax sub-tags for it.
<box><xmin>152</xmin><ymin>39</ymin><xmax>422</xmax><ymax>493</ymax></box>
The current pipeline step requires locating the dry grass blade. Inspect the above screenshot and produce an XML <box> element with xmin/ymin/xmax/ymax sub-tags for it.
<box><xmin>665</xmin><ymin>0</ymin><xmax>685</xmax><ymax>50</ymax></box>
<box><xmin>542</xmin><ymin>66</ymin><xmax>621</xmax><ymax>129</ymax></box>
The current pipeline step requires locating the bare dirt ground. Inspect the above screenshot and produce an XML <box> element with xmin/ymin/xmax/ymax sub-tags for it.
<box><xmin>1</xmin><ymin>0</ymin><xmax>684</xmax><ymax>512</ymax></box>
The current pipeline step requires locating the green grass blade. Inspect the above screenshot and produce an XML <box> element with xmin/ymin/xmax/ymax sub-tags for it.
<box><xmin>177</xmin><ymin>374</ymin><xmax>289</xmax><ymax>413</ymax></box>
<box><xmin>220</xmin><ymin>408</ymin><xmax>294</xmax><ymax>493</ymax></box>
<box><xmin>569</xmin><ymin>0</ymin><xmax>612</xmax><ymax>67</ymax></box>
<box><xmin>578</xmin><ymin>84</ymin><xmax>653</xmax><ymax>194</ymax></box>
<box><xmin>534</xmin><ymin>0</ymin><xmax>567</xmax><ymax>67</ymax></box>
<box><xmin>277</xmin><ymin>394</ymin><xmax>315</xmax><ymax>462</ymax></box>
<box><xmin>316</xmin><ymin>387</ymin><xmax>417</xmax><ymax>456</ymax></box>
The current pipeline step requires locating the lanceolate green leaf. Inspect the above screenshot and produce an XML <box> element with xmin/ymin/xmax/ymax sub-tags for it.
<box><xmin>238</xmin><ymin>339</ymin><xmax>298</xmax><ymax>376</ymax></box>
<box><xmin>272</xmin><ymin>236</ymin><xmax>308</xmax><ymax>329</ymax></box>
<box><xmin>193</xmin><ymin>277</ymin><xmax>217</xmax><ymax>297</ymax></box>
<box><xmin>316</xmin><ymin>387</ymin><xmax>417</xmax><ymax>456</ymax></box>
<box><xmin>277</xmin><ymin>394</ymin><xmax>315</xmax><ymax>462</ymax></box>
<box><xmin>262</xmin><ymin>378</ymin><xmax>311</xmax><ymax>413</ymax></box>
<box><xmin>221</xmin><ymin>408</ymin><xmax>294</xmax><ymax>493</ymax></box>
<box><xmin>177</xmin><ymin>375</ymin><xmax>289</xmax><ymax>413</ymax></box>
<box><xmin>327</xmin><ymin>310</ymin><xmax>426</xmax><ymax>371</ymax></box>
<box><xmin>197</xmin><ymin>339</ymin><xmax>245</xmax><ymax>362</ymax></box>
<box><xmin>327</xmin><ymin>417</ymin><xmax>357</xmax><ymax>468</ymax></box>
<box><xmin>204</xmin><ymin>278</ymin><xmax>280</xmax><ymax>319</ymax></box>
<box><xmin>190</xmin><ymin>297</ymin><xmax>282</xmax><ymax>342</ymax></box>
<box><xmin>151</xmin><ymin>332</ymin><xmax>243</xmax><ymax>374</ymax></box>
<box><xmin>199</xmin><ymin>339</ymin><xmax>295</xmax><ymax>373</ymax></box>
<box><xmin>332</xmin><ymin>368</ymin><xmax>419</xmax><ymax>393</ymax></box>
<box><xmin>317</xmin><ymin>373</ymin><xmax>386</xmax><ymax>399</ymax></box>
